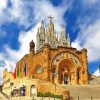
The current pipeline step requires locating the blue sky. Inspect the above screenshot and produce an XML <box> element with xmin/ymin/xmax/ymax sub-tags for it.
<box><xmin>0</xmin><ymin>0</ymin><xmax>100</xmax><ymax>84</ymax></box>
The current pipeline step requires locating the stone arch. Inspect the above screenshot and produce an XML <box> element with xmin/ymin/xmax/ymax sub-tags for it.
<box><xmin>30</xmin><ymin>85</ymin><xmax>37</xmax><ymax>97</ymax></box>
<box><xmin>50</xmin><ymin>51</ymin><xmax>82</xmax><ymax>84</ymax></box>
<box><xmin>58</xmin><ymin>59</ymin><xmax>77</xmax><ymax>84</ymax></box>
<box><xmin>51</xmin><ymin>51</ymin><xmax>82</xmax><ymax>70</ymax></box>
<box><xmin>50</xmin><ymin>51</ymin><xmax>82</xmax><ymax>70</ymax></box>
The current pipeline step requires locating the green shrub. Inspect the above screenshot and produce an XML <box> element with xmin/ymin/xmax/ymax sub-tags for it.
<box><xmin>37</xmin><ymin>92</ymin><xmax>63</xmax><ymax>99</ymax></box>
<box><xmin>54</xmin><ymin>95</ymin><xmax>63</xmax><ymax>99</ymax></box>
<box><xmin>37</xmin><ymin>92</ymin><xmax>43</xmax><ymax>97</ymax></box>
<box><xmin>43</xmin><ymin>92</ymin><xmax>51</xmax><ymax>97</ymax></box>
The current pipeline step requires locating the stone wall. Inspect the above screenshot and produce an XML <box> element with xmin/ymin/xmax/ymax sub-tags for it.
<box><xmin>27</xmin><ymin>78</ymin><xmax>70</xmax><ymax>100</ymax></box>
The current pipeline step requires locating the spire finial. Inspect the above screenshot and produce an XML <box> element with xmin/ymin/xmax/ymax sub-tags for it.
<box><xmin>57</xmin><ymin>32</ymin><xmax>59</xmax><ymax>40</ymax></box>
<box><xmin>41</xmin><ymin>20</ymin><xmax>44</xmax><ymax>27</ymax></box>
<box><xmin>41</xmin><ymin>20</ymin><xmax>44</xmax><ymax>24</ymax></box>
<box><xmin>62</xmin><ymin>24</ymin><xmax>64</xmax><ymax>28</ymax></box>
<box><xmin>48</xmin><ymin>16</ymin><xmax>53</xmax><ymax>22</ymax></box>
<box><xmin>68</xmin><ymin>33</ymin><xmax>70</xmax><ymax>38</ymax></box>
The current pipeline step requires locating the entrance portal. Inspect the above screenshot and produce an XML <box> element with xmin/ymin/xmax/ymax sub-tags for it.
<box><xmin>58</xmin><ymin>59</ymin><xmax>77</xmax><ymax>84</ymax></box>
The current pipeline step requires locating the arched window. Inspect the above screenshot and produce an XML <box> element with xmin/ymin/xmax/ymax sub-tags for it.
<box><xmin>30</xmin><ymin>85</ymin><xmax>37</xmax><ymax>97</ymax></box>
<box><xmin>35</xmin><ymin>65</ymin><xmax>44</xmax><ymax>74</ymax></box>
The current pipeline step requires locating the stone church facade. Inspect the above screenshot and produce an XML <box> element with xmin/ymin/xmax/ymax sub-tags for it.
<box><xmin>19</xmin><ymin>17</ymin><xmax>88</xmax><ymax>85</ymax></box>
<box><xmin>3</xmin><ymin>17</ymin><xmax>88</xmax><ymax>100</ymax></box>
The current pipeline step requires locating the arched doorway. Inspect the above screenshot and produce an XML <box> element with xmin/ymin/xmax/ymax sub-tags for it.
<box><xmin>30</xmin><ymin>85</ymin><xmax>37</xmax><ymax>97</ymax></box>
<box><xmin>58</xmin><ymin>59</ymin><xmax>77</xmax><ymax>84</ymax></box>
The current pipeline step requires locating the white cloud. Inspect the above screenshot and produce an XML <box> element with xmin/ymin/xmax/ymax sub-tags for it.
<box><xmin>93</xmin><ymin>68</ymin><xmax>100</xmax><ymax>77</ymax></box>
<box><xmin>33</xmin><ymin>0</ymin><xmax>68</xmax><ymax>33</ymax></box>
<box><xmin>82</xmin><ymin>0</ymin><xmax>98</xmax><ymax>6</ymax></box>
<box><xmin>0</xmin><ymin>0</ymin><xmax>68</xmax><ymax>84</ymax></box>
<box><xmin>0</xmin><ymin>0</ymin><xmax>69</xmax><ymax>36</ymax></box>
<box><xmin>0</xmin><ymin>0</ymin><xmax>8</xmax><ymax>11</ymax></box>
<box><xmin>0</xmin><ymin>0</ymin><xmax>33</xmax><ymax>29</ymax></box>
<box><xmin>0</xmin><ymin>23</ymin><xmax>40</xmax><ymax>85</ymax></box>
<box><xmin>4</xmin><ymin>0</ymin><xmax>68</xmax><ymax>63</ymax></box>
<box><xmin>72</xmin><ymin>20</ymin><xmax>100</xmax><ymax>62</ymax></box>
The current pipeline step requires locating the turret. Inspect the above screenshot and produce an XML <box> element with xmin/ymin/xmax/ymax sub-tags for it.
<box><xmin>67</xmin><ymin>33</ymin><xmax>70</xmax><ymax>47</ymax></box>
<box><xmin>59</xmin><ymin>25</ymin><xmax>71</xmax><ymax>47</ymax></box>
<box><xmin>36</xmin><ymin>27</ymin><xmax>40</xmax><ymax>51</ymax></box>
<box><xmin>37</xmin><ymin>20</ymin><xmax>45</xmax><ymax>50</ymax></box>
<box><xmin>29</xmin><ymin>40</ymin><xmax>35</xmax><ymax>55</ymax></box>
<box><xmin>45</xmin><ymin>29</ymin><xmax>48</xmax><ymax>43</ymax></box>
<box><xmin>61</xmin><ymin>25</ymin><xmax>66</xmax><ymax>38</ymax></box>
<box><xmin>40</xmin><ymin>20</ymin><xmax>45</xmax><ymax>34</ymax></box>
<box><xmin>41</xmin><ymin>20</ymin><xmax>44</xmax><ymax>27</ymax></box>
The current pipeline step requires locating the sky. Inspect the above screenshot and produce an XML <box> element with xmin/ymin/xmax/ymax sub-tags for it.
<box><xmin>0</xmin><ymin>0</ymin><xmax>100</xmax><ymax>84</ymax></box>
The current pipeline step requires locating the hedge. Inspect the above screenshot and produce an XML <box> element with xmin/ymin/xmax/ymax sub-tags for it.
<box><xmin>37</xmin><ymin>92</ymin><xmax>63</xmax><ymax>99</ymax></box>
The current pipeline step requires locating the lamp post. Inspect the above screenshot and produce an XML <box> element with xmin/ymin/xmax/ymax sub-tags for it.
<box><xmin>10</xmin><ymin>82</ymin><xmax>14</xmax><ymax>100</ymax></box>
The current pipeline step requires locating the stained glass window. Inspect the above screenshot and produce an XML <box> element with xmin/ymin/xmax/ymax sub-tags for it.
<box><xmin>36</xmin><ymin>67</ymin><xmax>44</xmax><ymax>74</ymax></box>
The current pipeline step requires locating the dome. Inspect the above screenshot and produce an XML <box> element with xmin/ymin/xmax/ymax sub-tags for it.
<box><xmin>30</xmin><ymin>40</ymin><xmax>35</xmax><ymax>49</ymax></box>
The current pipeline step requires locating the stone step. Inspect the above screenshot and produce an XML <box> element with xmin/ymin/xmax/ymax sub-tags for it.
<box><xmin>61</xmin><ymin>85</ymin><xmax>100</xmax><ymax>100</ymax></box>
<box><xmin>10</xmin><ymin>97</ymin><xmax>61</xmax><ymax>100</ymax></box>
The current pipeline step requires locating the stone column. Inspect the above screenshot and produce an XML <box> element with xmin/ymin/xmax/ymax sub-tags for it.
<box><xmin>55</xmin><ymin>74</ymin><xmax>58</xmax><ymax>84</ymax></box>
<box><xmin>68</xmin><ymin>73</ymin><xmax>71</xmax><ymax>85</ymax></box>
<box><xmin>75</xmin><ymin>69</ymin><xmax>78</xmax><ymax>84</ymax></box>
<box><xmin>63</xmin><ymin>73</ymin><xmax>65</xmax><ymax>84</ymax></box>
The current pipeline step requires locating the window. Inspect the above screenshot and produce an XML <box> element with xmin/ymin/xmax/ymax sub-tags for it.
<box><xmin>35</xmin><ymin>66</ymin><xmax>44</xmax><ymax>74</ymax></box>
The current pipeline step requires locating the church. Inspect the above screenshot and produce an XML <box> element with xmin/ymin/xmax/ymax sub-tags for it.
<box><xmin>3</xmin><ymin>16</ymin><xmax>88</xmax><ymax>99</ymax></box>
<box><xmin>24</xmin><ymin>16</ymin><xmax>88</xmax><ymax>85</ymax></box>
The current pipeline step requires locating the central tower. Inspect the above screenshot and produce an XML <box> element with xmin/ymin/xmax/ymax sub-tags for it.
<box><xmin>36</xmin><ymin>16</ymin><xmax>70</xmax><ymax>51</ymax></box>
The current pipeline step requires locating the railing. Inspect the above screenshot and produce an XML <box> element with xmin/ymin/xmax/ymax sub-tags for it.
<box><xmin>70</xmin><ymin>96</ymin><xmax>99</xmax><ymax>100</ymax></box>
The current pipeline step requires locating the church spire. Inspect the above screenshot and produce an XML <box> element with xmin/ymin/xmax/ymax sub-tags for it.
<box><xmin>48</xmin><ymin>16</ymin><xmax>53</xmax><ymax>23</ymax></box>
<box><xmin>48</xmin><ymin>16</ymin><xmax>54</xmax><ymax>34</ymax></box>
<box><xmin>36</xmin><ymin>16</ymin><xmax>70</xmax><ymax>51</ymax></box>
<box><xmin>29</xmin><ymin>40</ymin><xmax>35</xmax><ymax>55</ymax></box>
<box><xmin>40</xmin><ymin>19</ymin><xmax>45</xmax><ymax>34</ymax></box>
<box><xmin>67</xmin><ymin>33</ymin><xmax>70</xmax><ymax>47</ymax></box>
<box><xmin>61</xmin><ymin>25</ymin><xmax>66</xmax><ymax>37</ymax></box>
<box><xmin>41</xmin><ymin>20</ymin><xmax>44</xmax><ymax>27</ymax></box>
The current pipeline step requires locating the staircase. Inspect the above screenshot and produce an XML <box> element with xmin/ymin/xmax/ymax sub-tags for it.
<box><xmin>89</xmin><ymin>77</ymin><xmax>100</xmax><ymax>85</ymax></box>
<box><xmin>62</xmin><ymin>85</ymin><xmax>100</xmax><ymax>100</ymax></box>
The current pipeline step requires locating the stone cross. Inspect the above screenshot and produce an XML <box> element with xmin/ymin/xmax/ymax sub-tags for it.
<box><xmin>48</xmin><ymin>16</ymin><xmax>53</xmax><ymax>22</ymax></box>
